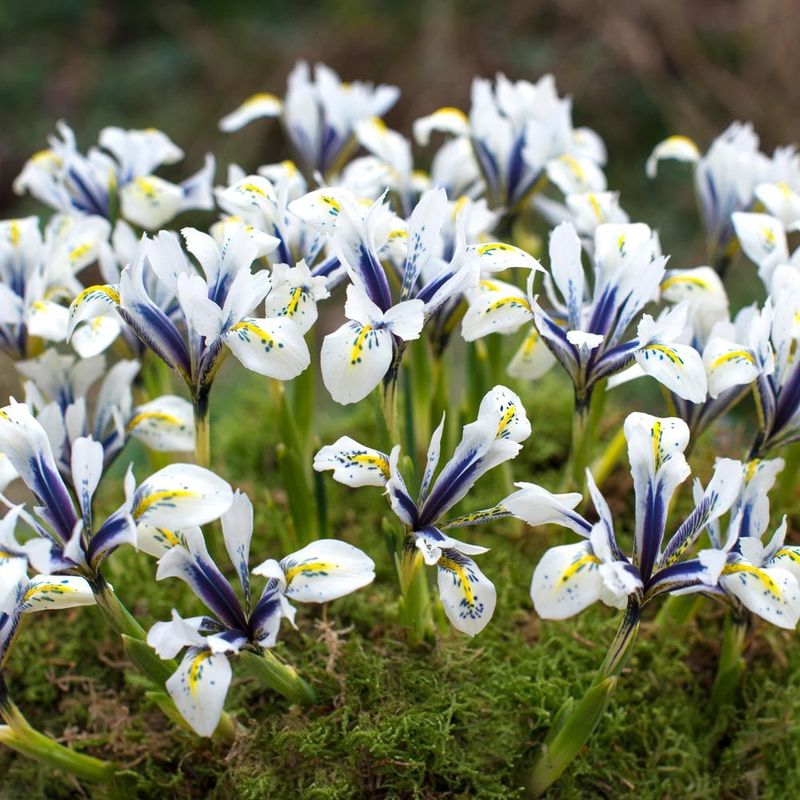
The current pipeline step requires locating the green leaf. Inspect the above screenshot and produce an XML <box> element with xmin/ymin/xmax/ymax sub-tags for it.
<box><xmin>529</xmin><ymin>676</ymin><xmax>618</xmax><ymax>797</ymax></box>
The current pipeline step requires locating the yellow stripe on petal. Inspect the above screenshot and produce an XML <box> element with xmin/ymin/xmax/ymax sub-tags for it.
<box><xmin>284</xmin><ymin>561</ymin><xmax>333</xmax><ymax>584</ymax></box>
<box><xmin>709</xmin><ymin>350</ymin><xmax>756</xmax><ymax>371</ymax></box>
<box><xmin>133</xmin><ymin>490</ymin><xmax>198</xmax><ymax>521</ymax></box>
<box><xmin>320</xmin><ymin>195</ymin><xmax>342</xmax><ymax>217</ymax></box>
<box><xmin>775</xmin><ymin>548</ymin><xmax>800</xmax><ymax>565</ymax></box>
<box><xmin>484</xmin><ymin>295</ymin><xmax>530</xmax><ymax>314</ymax></box>
<box><xmin>350</xmin><ymin>453</ymin><xmax>390</xmax><ymax>478</ymax></box>
<box><xmin>478</xmin><ymin>242</ymin><xmax>515</xmax><ymax>255</ymax></box>
<box><xmin>496</xmin><ymin>405</ymin><xmax>517</xmax><ymax>438</ymax></box>
<box><xmin>229</xmin><ymin>321</ymin><xmax>279</xmax><ymax>350</ymax></box>
<box><xmin>722</xmin><ymin>563</ymin><xmax>782</xmax><ymax>597</ymax></box>
<box><xmin>244</xmin><ymin>92</ymin><xmax>282</xmax><ymax>107</ymax></box>
<box><xmin>189</xmin><ymin>650</ymin><xmax>212</xmax><ymax>697</ymax></box>
<box><xmin>125</xmin><ymin>411</ymin><xmax>183</xmax><ymax>433</ymax></box>
<box><xmin>23</xmin><ymin>582</ymin><xmax>79</xmax><ymax>604</ymax></box>
<box><xmin>349</xmin><ymin>325</ymin><xmax>373</xmax><ymax>365</ymax></box>
<box><xmin>438</xmin><ymin>555</ymin><xmax>475</xmax><ymax>607</ymax></box>
<box><xmin>559</xmin><ymin>553</ymin><xmax>601</xmax><ymax>583</ymax></box>
<box><xmin>73</xmin><ymin>284</ymin><xmax>121</xmax><ymax>306</ymax></box>
<box><xmin>660</xmin><ymin>275</ymin><xmax>711</xmax><ymax>291</ymax></box>
<box><xmin>285</xmin><ymin>287</ymin><xmax>304</xmax><ymax>318</ymax></box>
<box><xmin>642</xmin><ymin>343</ymin><xmax>684</xmax><ymax>365</ymax></box>
<box><xmin>432</xmin><ymin>106</ymin><xmax>468</xmax><ymax>122</ymax></box>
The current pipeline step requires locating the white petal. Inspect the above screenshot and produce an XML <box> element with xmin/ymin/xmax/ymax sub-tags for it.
<box><xmin>119</xmin><ymin>176</ymin><xmax>184</xmax><ymax>230</ymax></box>
<box><xmin>70</xmin><ymin>437</ymin><xmax>104</xmax><ymax>521</ymax></box>
<box><xmin>281</xmin><ymin>539</ymin><xmax>376</xmax><ymax>603</ymax></box>
<box><xmin>721</xmin><ymin>564</ymin><xmax>800</xmax><ymax>629</ymax></box>
<box><xmin>127</xmin><ymin>395</ymin><xmax>195</xmax><ymax>452</ymax></box>
<box><xmin>412</xmin><ymin>107</ymin><xmax>469</xmax><ymax>146</ymax></box>
<box><xmin>67</xmin><ymin>284</ymin><xmax>120</xmax><ymax>341</ymax></box>
<box><xmin>645</xmin><ymin>135</ymin><xmax>701</xmax><ymax>178</ymax></box>
<box><xmin>436</xmin><ymin>551</ymin><xmax>496</xmax><ymax>636</ymax></box>
<box><xmin>466</xmin><ymin>241</ymin><xmax>543</xmax><ymax>273</ymax></box>
<box><xmin>702</xmin><ymin>339</ymin><xmax>759</xmax><ymax>398</ymax></box>
<box><xmin>224</xmin><ymin>317</ymin><xmax>310</xmax><ymax>380</ymax></box>
<box><xmin>502</xmin><ymin>482</ymin><xmax>590</xmax><ymax>536</ymax></box>
<box><xmin>461</xmin><ymin>286</ymin><xmax>532</xmax><ymax>342</ymax></box>
<box><xmin>219</xmin><ymin>93</ymin><xmax>283</xmax><ymax>132</ymax></box>
<box><xmin>384</xmin><ymin>300</ymin><xmax>425</xmax><ymax>342</ymax></box>
<box><xmin>166</xmin><ymin>647</ymin><xmax>232</xmax><ymax>737</ymax></box>
<box><xmin>508</xmin><ymin>328</ymin><xmax>557</xmax><ymax>380</ymax></box>
<box><xmin>531</xmin><ymin>541</ymin><xmax>604</xmax><ymax>620</ymax></box>
<box><xmin>147</xmin><ymin>610</ymin><xmax>207</xmax><ymax>659</ymax></box>
<box><xmin>731</xmin><ymin>212</ymin><xmax>788</xmax><ymax>278</ymax></box>
<box><xmin>478</xmin><ymin>385</ymin><xmax>531</xmax><ymax>443</ymax></box>
<box><xmin>70</xmin><ymin>316</ymin><xmax>122</xmax><ymax>358</ymax></box>
<box><xmin>221</xmin><ymin>490</ymin><xmax>253</xmax><ymax>595</ymax></box>
<box><xmin>635</xmin><ymin>340</ymin><xmax>707</xmax><ymax>403</ymax></box>
<box><xmin>132</xmin><ymin>464</ymin><xmax>233</xmax><ymax>529</ymax></box>
<box><xmin>320</xmin><ymin>320</ymin><xmax>393</xmax><ymax>405</ymax></box>
<box><xmin>21</xmin><ymin>575</ymin><xmax>96</xmax><ymax>613</ymax></box>
<box><xmin>312</xmin><ymin>436</ymin><xmax>390</xmax><ymax>487</ymax></box>
<box><xmin>26</xmin><ymin>301</ymin><xmax>69</xmax><ymax>342</ymax></box>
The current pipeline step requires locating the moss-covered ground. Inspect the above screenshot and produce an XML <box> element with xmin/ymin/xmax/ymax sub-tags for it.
<box><xmin>1</xmin><ymin>359</ymin><xmax>799</xmax><ymax>800</ymax></box>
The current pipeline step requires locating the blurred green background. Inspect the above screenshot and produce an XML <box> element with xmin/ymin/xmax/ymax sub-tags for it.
<box><xmin>3</xmin><ymin>0</ymin><xmax>799</xmax><ymax>254</ymax></box>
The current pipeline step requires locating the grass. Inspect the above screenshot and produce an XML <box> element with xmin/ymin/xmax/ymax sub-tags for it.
<box><xmin>1</xmin><ymin>348</ymin><xmax>798</xmax><ymax>799</ymax></box>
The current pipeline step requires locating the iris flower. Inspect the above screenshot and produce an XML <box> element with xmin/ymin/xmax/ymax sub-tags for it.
<box><xmin>695</xmin><ymin>457</ymin><xmax>800</xmax><ymax>628</ymax></box>
<box><xmin>646</xmin><ymin>124</ymin><xmax>800</xmax><ymax>274</ymax></box>
<box><xmin>148</xmin><ymin>490</ymin><xmax>375</xmax><ymax>736</ymax></box>
<box><xmin>414</xmin><ymin>74</ymin><xmax>606</xmax><ymax>211</ymax></box>
<box><xmin>608</xmin><ymin>266</ymin><xmax>761</xmax><ymax>442</ymax></box>
<box><xmin>67</xmin><ymin>227</ymin><xmax>311</xmax><ymax>460</ymax></box>
<box><xmin>14</xmin><ymin>123</ymin><xmax>214</xmax><ymax>231</ymax></box>
<box><xmin>220</xmin><ymin>61</ymin><xmax>400</xmax><ymax>179</ymax></box>
<box><xmin>16</xmin><ymin>348</ymin><xmax>194</xmax><ymax>476</ymax></box>
<box><xmin>0</xmin><ymin>215</ymin><xmax>113</xmax><ymax>359</ymax></box>
<box><xmin>506</xmin><ymin>412</ymin><xmax>744</xmax><ymax>622</ymax></box>
<box><xmin>291</xmin><ymin>186</ymin><xmax>540</xmax><ymax>405</ymax></box>
<box><xmin>314</xmin><ymin>386</ymin><xmax>530</xmax><ymax>635</ymax></box>
<box><xmin>0</xmin><ymin>402</ymin><xmax>231</xmax><ymax>582</ymax></box>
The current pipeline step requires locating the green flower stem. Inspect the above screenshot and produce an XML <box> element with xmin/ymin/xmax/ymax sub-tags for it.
<box><xmin>0</xmin><ymin>681</ymin><xmax>117</xmax><ymax>783</ymax></box>
<box><xmin>595</xmin><ymin>598</ymin><xmax>640</xmax><ymax>680</ymax></box>
<box><xmin>711</xmin><ymin>610</ymin><xmax>748</xmax><ymax>708</ymax></box>
<box><xmin>396</xmin><ymin>544</ymin><xmax>434</xmax><ymax>644</ymax></box>
<box><xmin>382</xmin><ymin>342</ymin><xmax>407</xmax><ymax>446</ymax></box>
<box><xmin>238</xmin><ymin>650</ymin><xmax>317</xmax><ymax>706</ymax></box>
<box><xmin>193</xmin><ymin>391</ymin><xmax>211</xmax><ymax>468</ymax></box>
<box><xmin>566</xmin><ymin>381</ymin><xmax>608</xmax><ymax>493</ymax></box>
<box><xmin>529</xmin><ymin>600</ymin><xmax>640</xmax><ymax>798</ymax></box>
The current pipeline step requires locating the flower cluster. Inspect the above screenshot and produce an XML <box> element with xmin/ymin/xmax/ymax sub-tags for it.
<box><xmin>0</xmin><ymin>59</ymin><xmax>797</xmax><ymax>794</ymax></box>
